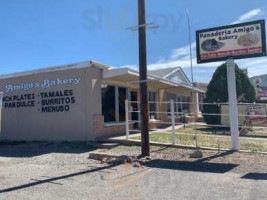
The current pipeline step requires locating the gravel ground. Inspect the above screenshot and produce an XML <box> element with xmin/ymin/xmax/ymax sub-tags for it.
<box><xmin>0</xmin><ymin>142</ymin><xmax>266</xmax><ymax>200</ymax></box>
<box><xmin>108</xmin><ymin>145</ymin><xmax>267</xmax><ymax>174</ymax></box>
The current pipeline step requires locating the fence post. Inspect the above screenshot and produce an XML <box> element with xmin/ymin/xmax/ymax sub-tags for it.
<box><xmin>226</xmin><ymin>58</ymin><xmax>239</xmax><ymax>150</ymax></box>
<box><xmin>125</xmin><ymin>99</ymin><xmax>129</xmax><ymax>140</ymax></box>
<box><xmin>171</xmin><ymin>100</ymin><xmax>176</xmax><ymax>144</ymax></box>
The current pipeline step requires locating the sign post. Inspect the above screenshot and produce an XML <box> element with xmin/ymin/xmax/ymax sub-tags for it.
<box><xmin>226</xmin><ymin>59</ymin><xmax>239</xmax><ymax>150</ymax></box>
<box><xmin>196</xmin><ymin>20</ymin><xmax>266</xmax><ymax>151</ymax></box>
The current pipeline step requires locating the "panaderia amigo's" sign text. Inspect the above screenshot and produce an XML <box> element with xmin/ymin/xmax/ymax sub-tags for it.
<box><xmin>196</xmin><ymin>20</ymin><xmax>266</xmax><ymax>63</ymax></box>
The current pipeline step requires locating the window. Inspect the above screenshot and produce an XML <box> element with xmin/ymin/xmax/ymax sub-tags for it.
<box><xmin>101</xmin><ymin>85</ymin><xmax>128</xmax><ymax>122</ymax></box>
<box><xmin>166</xmin><ymin>93</ymin><xmax>176</xmax><ymax>113</ymax></box>
<box><xmin>181</xmin><ymin>96</ymin><xmax>190</xmax><ymax>112</ymax></box>
<box><xmin>176</xmin><ymin>96</ymin><xmax>182</xmax><ymax>113</ymax></box>
<box><xmin>166</xmin><ymin>93</ymin><xmax>190</xmax><ymax>116</ymax></box>
<box><xmin>149</xmin><ymin>91</ymin><xmax>157</xmax><ymax>119</ymax></box>
<box><xmin>119</xmin><ymin>87</ymin><xmax>127</xmax><ymax>121</ymax></box>
<box><xmin>101</xmin><ymin>84</ymin><xmax>116</xmax><ymax>122</ymax></box>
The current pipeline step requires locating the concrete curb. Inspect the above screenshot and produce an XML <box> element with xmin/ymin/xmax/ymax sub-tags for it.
<box><xmin>89</xmin><ymin>152</ymin><xmax>125</xmax><ymax>161</ymax></box>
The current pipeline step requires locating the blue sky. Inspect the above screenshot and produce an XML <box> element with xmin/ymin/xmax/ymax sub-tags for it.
<box><xmin>0</xmin><ymin>0</ymin><xmax>267</xmax><ymax>83</ymax></box>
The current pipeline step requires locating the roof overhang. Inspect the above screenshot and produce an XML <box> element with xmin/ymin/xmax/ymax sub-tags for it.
<box><xmin>103</xmin><ymin>67</ymin><xmax>204</xmax><ymax>92</ymax></box>
<box><xmin>90</xmin><ymin>60</ymin><xmax>112</xmax><ymax>70</ymax></box>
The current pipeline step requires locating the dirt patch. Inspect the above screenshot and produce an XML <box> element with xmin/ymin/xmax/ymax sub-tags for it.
<box><xmin>104</xmin><ymin>145</ymin><xmax>267</xmax><ymax>174</ymax></box>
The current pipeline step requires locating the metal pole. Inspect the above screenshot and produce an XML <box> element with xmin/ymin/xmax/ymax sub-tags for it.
<box><xmin>171</xmin><ymin>100</ymin><xmax>176</xmax><ymax>144</ymax></box>
<box><xmin>125</xmin><ymin>100</ymin><xmax>129</xmax><ymax>140</ymax></box>
<box><xmin>138</xmin><ymin>0</ymin><xmax>150</xmax><ymax>156</ymax></box>
<box><xmin>226</xmin><ymin>58</ymin><xmax>239</xmax><ymax>150</ymax></box>
<box><xmin>186</xmin><ymin>9</ymin><xmax>198</xmax><ymax>145</ymax></box>
<box><xmin>186</xmin><ymin>9</ymin><xmax>194</xmax><ymax>85</ymax></box>
<box><xmin>186</xmin><ymin>9</ymin><xmax>195</xmax><ymax>114</ymax></box>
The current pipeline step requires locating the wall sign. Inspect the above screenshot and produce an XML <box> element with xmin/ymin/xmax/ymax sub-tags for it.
<box><xmin>256</xmin><ymin>87</ymin><xmax>267</xmax><ymax>101</ymax></box>
<box><xmin>4</xmin><ymin>77</ymin><xmax>81</xmax><ymax>93</ymax></box>
<box><xmin>196</xmin><ymin>20</ymin><xmax>266</xmax><ymax>63</ymax></box>
<box><xmin>2</xmin><ymin>76</ymin><xmax>81</xmax><ymax>113</ymax></box>
<box><xmin>244</xmin><ymin>105</ymin><xmax>267</xmax><ymax>126</ymax></box>
<box><xmin>3</xmin><ymin>90</ymin><xmax>76</xmax><ymax>113</ymax></box>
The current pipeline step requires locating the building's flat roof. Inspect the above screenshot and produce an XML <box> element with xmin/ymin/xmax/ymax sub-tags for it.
<box><xmin>0</xmin><ymin>60</ymin><xmax>204</xmax><ymax>92</ymax></box>
<box><xmin>0</xmin><ymin>60</ymin><xmax>111</xmax><ymax>80</ymax></box>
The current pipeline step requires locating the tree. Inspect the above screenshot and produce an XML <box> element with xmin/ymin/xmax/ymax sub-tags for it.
<box><xmin>203</xmin><ymin>63</ymin><xmax>256</xmax><ymax>125</ymax></box>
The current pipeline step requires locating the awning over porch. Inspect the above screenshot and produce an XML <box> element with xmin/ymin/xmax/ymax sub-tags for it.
<box><xmin>103</xmin><ymin>67</ymin><xmax>203</xmax><ymax>92</ymax></box>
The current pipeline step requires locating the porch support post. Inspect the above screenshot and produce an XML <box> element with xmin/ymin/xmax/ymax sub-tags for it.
<box><xmin>127</xmin><ymin>89</ymin><xmax>132</xmax><ymax>121</ymax></box>
<box><xmin>115</xmin><ymin>86</ymin><xmax>119</xmax><ymax>122</ymax></box>
<box><xmin>156</xmin><ymin>90</ymin><xmax>160</xmax><ymax>119</ymax></box>
<box><xmin>192</xmin><ymin>91</ymin><xmax>199</xmax><ymax>118</ymax></box>
<box><xmin>171</xmin><ymin>100</ymin><xmax>176</xmax><ymax>144</ymax></box>
<box><xmin>125</xmin><ymin>100</ymin><xmax>129</xmax><ymax>140</ymax></box>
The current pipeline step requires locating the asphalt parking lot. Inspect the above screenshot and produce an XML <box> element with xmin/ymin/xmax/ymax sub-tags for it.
<box><xmin>0</xmin><ymin>142</ymin><xmax>266</xmax><ymax>200</ymax></box>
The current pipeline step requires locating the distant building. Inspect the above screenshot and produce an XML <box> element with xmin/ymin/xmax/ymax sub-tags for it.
<box><xmin>250</xmin><ymin>74</ymin><xmax>267</xmax><ymax>102</ymax></box>
<box><xmin>149</xmin><ymin>67</ymin><xmax>192</xmax><ymax>86</ymax></box>
<box><xmin>149</xmin><ymin>67</ymin><xmax>200</xmax><ymax>120</ymax></box>
<box><xmin>241</xmin><ymin>68</ymin><xmax>248</xmax><ymax>76</ymax></box>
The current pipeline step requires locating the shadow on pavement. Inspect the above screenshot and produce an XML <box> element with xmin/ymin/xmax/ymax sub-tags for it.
<box><xmin>143</xmin><ymin>151</ymin><xmax>238</xmax><ymax>174</ymax></box>
<box><xmin>0</xmin><ymin>142</ymin><xmax>118</xmax><ymax>158</ymax></box>
<box><xmin>143</xmin><ymin>159</ymin><xmax>238</xmax><ymax>173</ymax></box>
<box><xmin>0</xmin><ymin>163</ymin><xmax>121</xmax><ymax>194</ymax></box>
<box><xmin>241</xmin><ymin>173</ymin><xmax>267</xmax><ymax>180</ymax></box>
<box><xmin>195</xmin><ymin>150</ymin><xmax>235</xmax><ymax>163</ymax></box>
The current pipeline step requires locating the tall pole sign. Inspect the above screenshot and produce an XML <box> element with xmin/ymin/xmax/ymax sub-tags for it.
<box><xmin>226</xmin><ymin>58</ymin><xmax>239</xmax><ymax>150</ymax></box>
<box><xmin>196</xmin><ymin>20</ymin><xmax>266</xmax><ymax>63</ymax></box>
<box><xmin>138</xmin><ymin>0</ymin><xmax>149</xmax><ymax>156</ymax></box>
<box><xmin>196</xmin><ymin>20</ymin><xmax>266</xmax><ymax>150</ymax></box>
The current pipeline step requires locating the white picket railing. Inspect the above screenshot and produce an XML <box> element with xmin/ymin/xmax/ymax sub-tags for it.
<box><xmin>125</xmin><ymin>100</ymin><xmax>267</xmax><ymax>152</ymax></box>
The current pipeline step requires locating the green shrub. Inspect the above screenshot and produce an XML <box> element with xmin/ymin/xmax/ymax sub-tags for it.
<box><xmin>203</xmin><ymin>63</ymin><xmax>256</xmax><ymax>125</ymax></box>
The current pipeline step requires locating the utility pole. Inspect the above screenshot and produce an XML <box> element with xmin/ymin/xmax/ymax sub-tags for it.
<box><xmin>127</xmin><ymin>0</ymin><xmax>158</xmax><ymax>156</ymax></box>
<box><xmin>138</xmin><ymin>0</ymin><xmax>149</xmax><ymax>157</ymax></box>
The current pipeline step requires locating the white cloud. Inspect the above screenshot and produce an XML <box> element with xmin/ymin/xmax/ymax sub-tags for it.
<box><xmin>237</xmin><ymin>57</ymin><xmax>267</xmax><ymax>67</ymax></box>
<box><xmin>119</xmin><ymin>64</ymin><xmax>138</xmax><ymax>70</ymax></box>
<box><xmin>236</xmin><ymin>57</ymin><xmax>267</xmax><ymax>77</ymax></box>
<box><xmin>232</xmin><ymin>8</ymin><xmax>264</xmax><ymax>24</ymax></box>
<box><xmin>147</xmin><ymin>41</ymin><xmax>222</xmax><ymax>71</ymax></box>
<box><xmin>171</xmin><ymin>42</ymin><xmax>196</xmax><ymax>59</ymax></box>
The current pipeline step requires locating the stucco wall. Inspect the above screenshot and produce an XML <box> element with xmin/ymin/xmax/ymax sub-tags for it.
<box><xmin>85</xmin><ymin>66</ymin><xmax>103</xmax><ymax>140</ymax></box>
<box><xmin>0</xmin><ymin>66</ymin><xmax>102</xmax><ymax>141</ymax></box>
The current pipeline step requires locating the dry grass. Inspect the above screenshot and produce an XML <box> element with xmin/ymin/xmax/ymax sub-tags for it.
<box><xmin>131</xmin><ymin>129</ymin><xmax>267</xmax><ymax>153</ymax></box>
<box><xmin>175</xmin><ymin>125</ymin><xmax>267</xmax><ymax>137</ymax></box>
